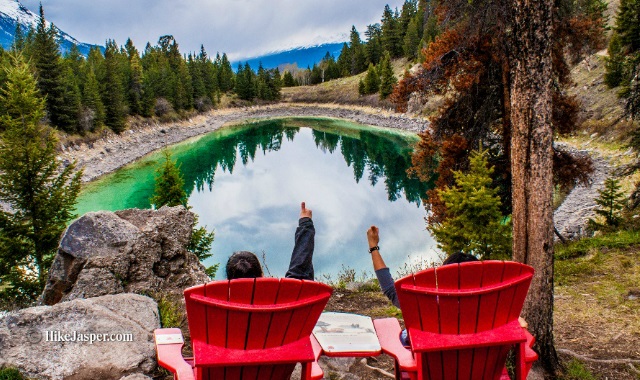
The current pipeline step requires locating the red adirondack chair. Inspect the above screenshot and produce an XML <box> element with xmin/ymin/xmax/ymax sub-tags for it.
<box><xmin>373</xmin><ymin>260</ymin><xmax>539</xmax><ymax>380</ymax></box>
<box><xmin>154</xmin><ymin>277</ymin><xmax>333</xmax><ymax>380</ymax></box>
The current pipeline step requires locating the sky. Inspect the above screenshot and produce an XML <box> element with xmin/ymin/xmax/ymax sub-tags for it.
<box><xmin>20</xmin><ymin>0</ymin><xmax>405</xmax><ymax>60</ymax></box>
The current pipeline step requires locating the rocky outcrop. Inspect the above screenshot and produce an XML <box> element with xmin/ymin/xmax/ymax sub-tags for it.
<box><xmin>41</xmin><ymin>206</ymin><xmax>210</xmax><ymax>305</ymax></box>
<box><xmin>0</xmin><ymin>293</ymin><xmax>159</xmax><ymax>380</ymax></box>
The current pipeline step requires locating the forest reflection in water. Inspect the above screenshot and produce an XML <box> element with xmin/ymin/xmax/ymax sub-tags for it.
<box><xmin>75</xmin><ymin>118</ymin><xmax>439</xmax><ymax>279</ymax></box>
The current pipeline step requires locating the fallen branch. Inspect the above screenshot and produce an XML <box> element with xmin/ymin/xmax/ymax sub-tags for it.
<box><xmin>554</xmin><ymin>226</ymin><xmax>567</xmax><ymax>244</ymax></box>
<box><xmin>361</xmin><ymin>359</ymin><xmax>395</xmax><ymax>379</ymax></box>
<box><xmin>629</xmin><ymin>363</ymin><xmax>639</xmax><ymax>375</ymax></box>
<box><xmin>558</xmin><ymin>348</ymin><xmax>640</xmax><ymax>365</ymax></box>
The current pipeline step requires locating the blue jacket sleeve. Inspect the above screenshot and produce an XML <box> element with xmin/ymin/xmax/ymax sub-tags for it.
<box><xmin>375</xmin><ymin>267</ymin><xmax>400</xmax><ymax>308</ymax></box>
<box><xmin>285</xmin><ymin>217</ymin><xmax>315</xmax><ymax>280</ymax></box>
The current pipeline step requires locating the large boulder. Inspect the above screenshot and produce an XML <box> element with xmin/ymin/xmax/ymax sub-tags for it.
<box><xmin>0</xmin><ymin>293</ymin><xmax>159</xmax><ymax>379</ymax></box>
<box><xmin>41</xmin><ymin>206</ymin><xmax>210</xmax><ymax>305</ymax></box>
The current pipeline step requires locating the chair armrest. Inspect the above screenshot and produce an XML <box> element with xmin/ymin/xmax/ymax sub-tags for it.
<box><xmin>154</xmin><ymin>328</ymin><xmax>195</xmax><ymax>380</ymax></box>
<box><xmin>310</xmin><ymin>335</ymin><xmax>325</xmax><ymax>380</ymax></box>
<box><xmin>373</xmin><ymin>318</ymin><xmax>417</xmax><ymax>372</ymax></box>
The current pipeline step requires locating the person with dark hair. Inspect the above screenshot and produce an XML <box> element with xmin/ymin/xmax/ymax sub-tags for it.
<box><xmin>225</xmin><ymin>202</ymin><xmax>315</xmax><ymax>280</ymax></box>
<box><xmin>366</xmin><ymin>225</ymin><xmax>478</xmax><ymax>310</ymax></box>
<box><xmin>366</xmin><ymin>225</ymin><xmax>527</xmax><ymax>345</ymax></box>
<box><xmin>366</xmin><ymin>225</ymin><xmax>479</xmax><ymax>346</ymax></box>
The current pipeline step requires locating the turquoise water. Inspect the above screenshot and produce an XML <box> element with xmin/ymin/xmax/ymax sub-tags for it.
<box><xmin>75</xmin><ymin>118</ymin><xmax>438</xmax><ymax>279</ymax></box>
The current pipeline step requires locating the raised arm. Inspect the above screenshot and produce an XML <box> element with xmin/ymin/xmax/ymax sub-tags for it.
<box><xmin>285</xmin><ymin>202</ymin><xmax>315</xmax><ymax>280</ymax></box>
<box><xmin>368</xmin><ymin>226</ymin><xmax>400</xmax><ymax>308</ymax></box>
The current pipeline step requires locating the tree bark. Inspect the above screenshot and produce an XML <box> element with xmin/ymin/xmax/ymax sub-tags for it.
<box><xmin>508</xmin><ymin>0</ymin><xmax>559</xmax><ymax>377</ymax></box>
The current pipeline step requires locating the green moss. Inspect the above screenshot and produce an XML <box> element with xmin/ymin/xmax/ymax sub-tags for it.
<box><xmin>0</xmin><ymin>368</ymin><xmax>26</xmax><ymax>380</ymax></box>
<box><xmin>157</xmin><ymin>295</ymin><xmax>186</xmax><ymax>328</ymax></box>
<box><xmin>560</xmin><ymin>359</ymin><xmax>596</xmax><ymax>380</ymax></box>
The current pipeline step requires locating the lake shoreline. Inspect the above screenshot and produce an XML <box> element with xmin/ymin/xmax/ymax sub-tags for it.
<box><xmin>61</xmin><ymin>103</ymin><xmax>430</xmax><ymax>183</ymax></box>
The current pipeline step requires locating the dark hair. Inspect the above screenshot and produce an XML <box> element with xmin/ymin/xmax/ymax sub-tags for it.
<box><xmin>226</xmin><ymin>251</ymin><xmax>263</xmax><ymax>279</ymax></box>
<box><xmin>442</xmin><ymin>251</ymin><xmax>479</xmax><ymax>266</ymax></box>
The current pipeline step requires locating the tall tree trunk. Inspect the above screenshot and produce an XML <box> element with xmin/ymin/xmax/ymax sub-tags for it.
<box><xmin>508</xmin><ymin>0</ymin><xmax>559</xmax><ymax>377</ymax></box>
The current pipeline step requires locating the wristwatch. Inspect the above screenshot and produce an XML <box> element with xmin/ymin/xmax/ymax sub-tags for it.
<box><xmin>369</xmin><ymin>246</ymin><xmax>380</xmax><ymax>253</ymax></box>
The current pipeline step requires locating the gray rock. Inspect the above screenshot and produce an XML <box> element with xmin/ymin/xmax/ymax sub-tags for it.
<box><xmin>0</xmin><ymin>293</ymin><xmax>159</xmax><ymax>380</ymax></box>
<box><xmin>41</xmin><ymin>206</ymin><xmax>210</xmax><ymax>305</ymax></box>
<box><xmin>119</xmin><ymin>375</ymin><xmax>153</xmax><ymax>380</ymax></box>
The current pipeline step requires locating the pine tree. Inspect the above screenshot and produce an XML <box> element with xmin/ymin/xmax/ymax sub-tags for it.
<box><xmin>12</xmin><ymin>24</ymin><xmax>25</xmax><ymax>52</ymax></box>
<box><xmin>349</xmin><ymin>26</ymin><xmax>367</xmax><ymax>75</ymax></box>
<box><xmin>217</xmin><ymin>53</ymin><xmax>235</xmax><ymax>92</ymax></box>
<box><xmin>429</xmin><ymin>148</ymin><xmax>511</xmax><ymax>259</ymax></box>
<box><xmin>403</xmin><ymin>15</ymin><xmax>422</xmax><ymax>60</ymax></box>
<box><xmin>605</xmin><ymin>32</ymin><xmax>625</xmax><ymax>88</ymax></box>
<box><xmin>235</xmin><ymin>63</ymin><xmax>255</xmax><ymax>100</ymax></box>
<box><xmin>365</xmin><ymin>24</ymin><xmax>383</xmax><ymax>65</ymax></box>
<box><xmin>336</xmin><ymin>43</ymin><xmax>351</xmax><ymax>77</ymax></box>
<box><xmin>381</xmin><ymin>5</ymin><xmax>402</xmax><ymax>57</ymax></box>
<box><xmin>399</xmin><ymin>0</ymin><xmax>418</xmax><ymax>41</ymax></box>
<box><xmin>0</xmin><ymin>53</ymin><xmax>82</xmax><ymax>302</ymax></box>
<box><xmin>82</xmin><ymin>67</ymin><xmax>105</xmax><ymax>130</ymax></box>
<box><xmin>103</xmin><ymin>40</ymin><xmax>127</xmax><ymax>133</ymax></box>
<box><xmin>150</xmin><ymin>150</ymin><xmax>215</xmax><ymax>274</ymax></box>
<box><xmin>283</xmin><ymin>71</ymin><xmax>296</xmax><ymax>87</ymax></box>
<box><xmin>125</xmin><ymin>39</ymin><xmax>144</xmax><ymax>116</ymax></box>
<box><xmin>33</xmin><ymin>5</ymin><xmax>73</xmax><ymax>132</ymax></box>
<box><xmin>363</xmin><ymin>63</ymin><xmax>380</xmax><ymax>94</ymax></box>
<box><xmin>379</xmin><ymin>52</ymin><xmax>397</xmax><ymax>99</ymax></box>
<box><xmin>588</xmin><ymin>177</ymin><xmax>626</xmax><ymax>230</ymax></box>
<box><xmin>150</xmin><ymin>150</ymin><xmax>187</xmax><ymax>208</ymax></box>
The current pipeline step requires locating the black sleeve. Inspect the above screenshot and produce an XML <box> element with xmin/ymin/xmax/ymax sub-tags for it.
<box><xmin>285</xmin><ymin>217</ymin><xmax>315</xmax><ymax>280</ymax></box>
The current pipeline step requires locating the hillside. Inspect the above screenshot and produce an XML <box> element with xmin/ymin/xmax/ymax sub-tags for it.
<box><xmin>281</xmin><ymin>58</ymin><xmax>411</xmax><ymax>109</ymax></box>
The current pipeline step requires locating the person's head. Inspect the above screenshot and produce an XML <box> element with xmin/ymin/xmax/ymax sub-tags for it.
<box><xmin>442</xmin><ymin>251</ymin><xmax>479</xmax><ymax>266</ymax></box>
<box><xmin>226</xmin><ymin>251</ymin><xmax>263</xmax><ymax>279</ymax></box>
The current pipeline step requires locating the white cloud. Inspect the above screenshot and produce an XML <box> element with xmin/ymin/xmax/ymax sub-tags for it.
<box><xmin>23</xmin><ymin>0</ymin><xmax>405</xmax><ymax>59</ymax></box>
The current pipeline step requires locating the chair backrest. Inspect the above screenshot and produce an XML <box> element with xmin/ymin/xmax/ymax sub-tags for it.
<box><xmin>395</xmin><ymin>260</ymin><xmax>534</xmax><ymax>380</ymax></box>
<box><xmin>184</xmin><ymin>277</ymin><xmax>332</xmax><ymax>380</ymax></box>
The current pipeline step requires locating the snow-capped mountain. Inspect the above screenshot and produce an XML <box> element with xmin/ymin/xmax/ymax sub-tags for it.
<box><xmin>0</xmin><ymin>0</ymin><xmax>99</xmax><ymax>55</ymax></box>
<box><xmin>232</xmin><ymin>42</ymin><xmax>346</xmax><ymax>71</ymax></box>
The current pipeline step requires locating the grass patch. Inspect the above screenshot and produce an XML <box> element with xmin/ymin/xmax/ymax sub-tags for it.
<box><xmin>555</xmin><ymin>229</ymin><xmax>640</xmax><ymax>260</ymax></box>
<box><xmin>560</xmin><ymin>359</ymin><xmax>597</xmax><ymax>380</ymax></box>
<box><xmin>157</xmin><ymin>295</ymin><xmax>186</xmax><ymax>328</ymax></box>
<box><xmin>0</xmin><ymin>368</ymin><xmax>26</xmax><ymax>380</ymax></box>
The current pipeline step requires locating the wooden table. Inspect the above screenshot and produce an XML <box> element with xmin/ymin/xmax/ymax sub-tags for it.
<box><xmin>312</xmin><ymin>312</ymin><xmax>382</xmax><ymax>357</ymax></box>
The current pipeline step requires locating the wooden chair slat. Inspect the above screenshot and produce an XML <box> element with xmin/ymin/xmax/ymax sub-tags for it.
<box><xmin>184</xmin><ymin>285</ymin><xmax>207</xmax><ymax>347</ymax></box>
<box><xmin>204</xmin><ymin>281</ymin><xmax>230</xmax><ymax>347</ymax></box>
<box><xmin>266</xmin><ymin>279</ymin><xmax>302</xmax><ymax>347</ymax></box>
<box><xmin>436</xmin><ymin>265</ymin><xmax>461</xmax><ymax>335</ymax></box>
<box><xmin>442</xmin><ymin>350</ymin><xmax>459</xmax><ymax>380</ymax></box>
<box><xmin>396</xmin><ymin>274</ymin><xmax>422</xmax><ymax>331</ymax></box>
<box><xmin>246</xmin><ymin>278</ymin><xmax>281</xmax><ymax>350</ymax></box>
<box><xmin>413</xmin><ymin>271</ymin><xmax>439</xmax><ymax>334</ymax></box>
<box><xmin>457</xmin><ymin>349</ymin><xmax>474</xmax><ymax>380</ymax></box>
<box><xmin>227</xmin><ymin>279</ymin><xmax>255</xmax><ymax>349</ymax></box>
<box><xmin>459</xmin><ymin>264</ymin><xmax>483</xmax><ymax>335</ymax></box>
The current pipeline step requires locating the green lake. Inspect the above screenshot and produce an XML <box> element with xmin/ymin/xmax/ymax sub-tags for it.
<box><xmin>75</xmin><ymin>118</ymin><xmax>439</xmax><ymax>279</ymax></box>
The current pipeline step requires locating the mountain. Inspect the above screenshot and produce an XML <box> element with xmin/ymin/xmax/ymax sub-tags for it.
<box><xmin>0</xmin><ymin>0</ymin><xmax>100</xmax><ymax>55</ymax></box>
<box><xmin>232</xmin><ymin>42</ymin><xmax>345</xmax><ymax>71</ymax></box>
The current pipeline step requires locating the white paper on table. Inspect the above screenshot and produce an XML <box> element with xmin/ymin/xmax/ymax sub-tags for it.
<box><xmin>313</xmin><ymin>312</ymin><xmax>381</xmax><ymax>354</ymax></box>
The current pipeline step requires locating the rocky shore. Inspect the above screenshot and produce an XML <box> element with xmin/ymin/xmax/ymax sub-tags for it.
<box><xmin>60</xmin><ymin>104</ymin><xmax>429</xmax><ymax>183</ymax></box>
